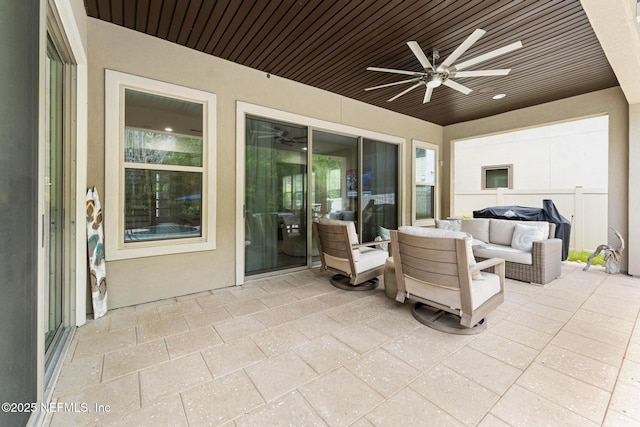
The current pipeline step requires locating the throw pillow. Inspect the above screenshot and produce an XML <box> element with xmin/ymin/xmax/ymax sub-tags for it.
<box><xmin>376</xmin><ymin>226</ymin><xmax>390</xmax><ymax>251</ymax></box>
<box><xmin>378</xmin><ymin>226</ymin><xmax>391</xmax><ymax>241</ymax></box>
<box><xmin>435</xmin><ymin>219</ymin><xmax>462</xmax><ymax>232</ymax></box>
<box><xmin>511</xmin><ymin>223</ymin><xmax>547</xmax><ymax>251</ymax></box>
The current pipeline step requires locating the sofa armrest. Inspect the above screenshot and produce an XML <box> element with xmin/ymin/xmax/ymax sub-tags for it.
<box><xmin>532</xmin><ymin>238</ymin><xmax>562</xmax><ymax>259</ymax></box>
<box><xmin>531</xmin><ymin>238</ymin><xmax>562</xmax><ymax>284</ymax></box>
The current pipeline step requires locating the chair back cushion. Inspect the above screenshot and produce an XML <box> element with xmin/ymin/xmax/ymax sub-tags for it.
<box><xmin>489</xmin><ymin>219</ymin><xmax>549</xmax><ymax>246</ymax></box>
<box><xmin>489</xmin><ymin>219</ymin><xmax>518</xmax><ymax>246</ymax></box>
<box><xmin>461</xmin><ymin>219</ymin><xmax>490</xmax><ymax>243</ymax></box>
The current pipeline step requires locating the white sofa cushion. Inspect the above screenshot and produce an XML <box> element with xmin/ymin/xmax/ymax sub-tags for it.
<box><xmin>473</xmin><ymin>243</ymin><xmax>533</xmax><ymax>265</ymax></box>
<box><xmin>398</xmin><ymin>226</ymin><xmax>469</xmax><ymax>240</ymax></box>
<box><xmin>489</xmin><ymin>219</ymin><xmax>517</xmax><ymax>246</ymax></box>
<box><xmin>461</xmin><ymin>218</ymin><xmax>490</xmax><ymax>243</ymax></box>
<box><xmin>511</xmin><ymin>222</ymin><xmax>548</xmax><ymax>251</ymax></box>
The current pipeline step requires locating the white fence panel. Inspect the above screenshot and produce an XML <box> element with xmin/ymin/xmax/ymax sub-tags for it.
<box><xmin>453</xmin><ymin>187</ymin><xmax>607</xmax><ymax>252</ymax></box>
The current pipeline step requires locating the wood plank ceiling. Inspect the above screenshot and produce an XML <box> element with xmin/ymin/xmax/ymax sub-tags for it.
<box><xmin>84</xmin><ymin>0</ymin><xmax>619</xmax><ymax>126</ymax></box>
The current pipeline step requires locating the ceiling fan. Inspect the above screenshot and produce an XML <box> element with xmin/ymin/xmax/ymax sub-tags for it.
<box><xmin>366</xmin><ymin>29</ymin><xmax>523</xmax><ymax>103</ymax></box>
<box><xmin>252</xmin><ymin>125</ymin><xmax>307</xmax><ymax>146</ymax></box>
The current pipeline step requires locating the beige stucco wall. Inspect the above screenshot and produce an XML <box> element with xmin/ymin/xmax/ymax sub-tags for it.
<box><xmin>87</xmin><ymin>18</ymin><xmax>442</xmax><ymax>309</ymax></box>
<box><xmin>443</xmin><ymin>87</ymin><xmax>629</xmax><ymax>270</ymax></box>
<box><xmin>628</xmin><ymin>103</ymin><xmax>640</xmax><ymax>275</ymax></box>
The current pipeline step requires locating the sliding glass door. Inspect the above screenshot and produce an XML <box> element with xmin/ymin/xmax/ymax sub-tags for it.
<box><xmin>245</xmin><ymin>117</ymin><xmax>308</xmax><ymax>275</ymax></box>
<box><xmin>45</xmin><ymin>39</ymin><xmax>64</xmax><ymax>352</ymax></box>
<box><xmin>244</xmin><ymin>116</ymin><xmax>399</xmax><ymax>276</ymax></box>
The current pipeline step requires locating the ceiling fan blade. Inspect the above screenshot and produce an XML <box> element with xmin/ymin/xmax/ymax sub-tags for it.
<box><xmin>423</xmin><ymin>87</ymin><xmax>433</xmax><ymax>103</ymax></box>
<box><xmin>451</xmin><ymin>69</ymin><xmax>511</xmax><ymax>77</ymax></box>
<box><xmin>365</xmin><ymin>78</ymin><xmax>421</xmax><ymax>91</ymax></box>
<box><xmin>388</xmin><ymin>82</ymin><xmax>423</xmax><ymax>102</ymax></box>
<box><xmin>407</xmin><ymin>41</ymin><xmax>433</xmax><ymax>70</ymax></box>
<box><xmin>367</xmin><ymin>67</ymin><xmax>422</xmax><ymax>76</ymax></box>
<box><xmin>443</xmin><ymin>79</ymin><xmax>472</xmax><ymax>95</ymax></box>
<box><xmin>453</xmin><ymin>41</ymin><xmax>523</xmax><ymax>71</ymax></box>
<box><xmin>440</xmin><ymin>29</ymin><xmax>486</xmax><ymax>68</ymax></box>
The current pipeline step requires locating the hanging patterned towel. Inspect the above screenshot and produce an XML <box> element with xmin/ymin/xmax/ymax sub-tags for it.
<box><xmin>86</xmin><ymin>187</ymin><xmax>108</xmax><ymax>319</ymax></box>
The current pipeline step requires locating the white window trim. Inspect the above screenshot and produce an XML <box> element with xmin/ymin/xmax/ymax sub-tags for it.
<box><xmin>412</xmin><ymin>139</ymin><xmax>439</xmax><ymax>226</ymax></box>
<box><xmin>482</xmin><ymin>163</ymin><xmax>513</xmax><ymax>189</ymax></box>
<box><xmin>104</xmin><ymin>70</ymin><xmax>216</xmax><ymax>260</ymax></box>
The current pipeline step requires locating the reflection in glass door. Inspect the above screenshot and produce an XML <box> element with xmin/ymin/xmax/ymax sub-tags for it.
<box><xmin>361</xmin><ymin>139</ymin><xmax>398</xmax><ymax>242</ymax></box>
<box><xmin>311</xmin><ymin>131</ymin><xmax>359</xmax><ymax>261</ymax></box>
<box><xmin>45</xmin><ymin>39</ymin><xmax>64</xmax><ymax>352</ymax></box>
<box><xmin>245</xmin><ymin>117</ymin><xmax>308</xmax><ymax>275</ymax></box>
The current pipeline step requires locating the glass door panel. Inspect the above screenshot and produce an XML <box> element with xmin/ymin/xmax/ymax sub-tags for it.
<box><xmin>311</xmin><ymin>130</ymin><xmax>359</xmax><ymax>260</ymax></box>
<box><xmin>415</xmin><ymin>146</ymin><xmax>436</xmax><ymax>221</ymax></box>
<box><xmin>245</xmin><ymin>117</ymin><xmax>308</xmax><ymax>275</ymax></box>
<box><xmin>45</xmin><ymin>39</ymin><xmax>64</xmax><ymax>351</ymax></box>
<box><xmin>361</xmin><ymin>139</ymin><xmax>398</xmax><ymax>242</ymax></box>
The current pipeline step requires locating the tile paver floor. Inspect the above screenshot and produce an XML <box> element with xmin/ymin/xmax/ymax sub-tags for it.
<box><xmin>45</xmin><ymin>263</ymin><xmax>640</xmax><ymax>426</ymax></box>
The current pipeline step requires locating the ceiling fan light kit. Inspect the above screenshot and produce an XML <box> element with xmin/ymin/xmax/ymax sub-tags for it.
<box><xmin>426</xmin><ymin>75</ymin><xmax>442</xmax><ymax>88</ymax></box>
<box><xmin>366</xmin><ymin>29</ymin><xmax>522</xmax><ymax>104</ymax></box>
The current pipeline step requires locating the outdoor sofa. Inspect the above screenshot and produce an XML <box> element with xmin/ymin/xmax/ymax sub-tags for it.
<box><xmin>436</xmin><ymin>218</ymin><xmax>562</xmax><ymax>285</ymax></box>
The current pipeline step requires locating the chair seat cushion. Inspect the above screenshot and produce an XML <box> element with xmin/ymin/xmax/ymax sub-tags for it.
<box><xmin>324</xmin><ymin>246</ymin><xmax>387</xmax><ymax>276</ymax></box>
<box><xmin>357</xmin><ymin>247</ymin><xmax>389</xmax><ymax>274</ymax></box>
<box><xmin>472</xmin><ymin>272</ymin><xmax>502</xmax><ymax>308</ymax></box>
<box><xmin>473</xmin><ymin>243</ymin><xmax>533</xmax><ymax>265</ymax></box>
<box><xmin>404</xmin><ymin>271</ymin><xmax>501</xmax><ymax>310</ymax></box>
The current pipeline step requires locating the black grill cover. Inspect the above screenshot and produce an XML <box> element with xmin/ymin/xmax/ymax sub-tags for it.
<box><xmin>473</xmin><ymin>200</ymin><xmax>571</xmax><ymax>261</ymax></box>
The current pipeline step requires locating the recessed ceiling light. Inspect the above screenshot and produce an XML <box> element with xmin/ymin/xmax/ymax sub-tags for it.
<box><xmin>478</xmin><ymin>86</ymin><xmax>496</xmax><ymax>94</ymax></box>
<box><xmin>492</xmin><ymin>94</ymin><xmax>506</xmax><ymax>100</ymax></box>
<box><xmin>164</xmin><ymin>127</ymin><xmax>173</xmax><ymax>132</ymax></box>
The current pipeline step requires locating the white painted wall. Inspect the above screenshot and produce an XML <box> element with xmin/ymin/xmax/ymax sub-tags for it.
<box><xmin>454</xmin><ymin>116</ymin><xmax>608</xmax><ymax>191</ymax></box>
<box><xmin>453</xmin><ymin>116</ymin><xmax>609</xmax><ymax>252</ymax></box>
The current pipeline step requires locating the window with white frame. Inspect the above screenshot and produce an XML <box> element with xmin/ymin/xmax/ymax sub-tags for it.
<box><xmin>412</xmin><ymin>140</ymin><xmax>438</xmax><ymax>225</ymax></box>
<box><xmin>104</xmin><ymin>70</ymin><xmax>216</xmax><ymax>260</ymax></box>
<box><xmin>482</xmin><ymin>164</ymin><xmax>513</xmax><ymax>189</ymax></box>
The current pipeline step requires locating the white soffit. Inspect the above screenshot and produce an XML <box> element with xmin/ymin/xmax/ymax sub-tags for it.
<box><xmin>581</xmin><ymin>0</ymin><xmax>640</xmax><ymax>104</ymax></box>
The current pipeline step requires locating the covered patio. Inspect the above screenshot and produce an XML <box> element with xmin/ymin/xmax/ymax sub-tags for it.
<box><xmin>46</xmin><ymin>264</ymin><xmax>640</xmax><ymax>426</ymax></box>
